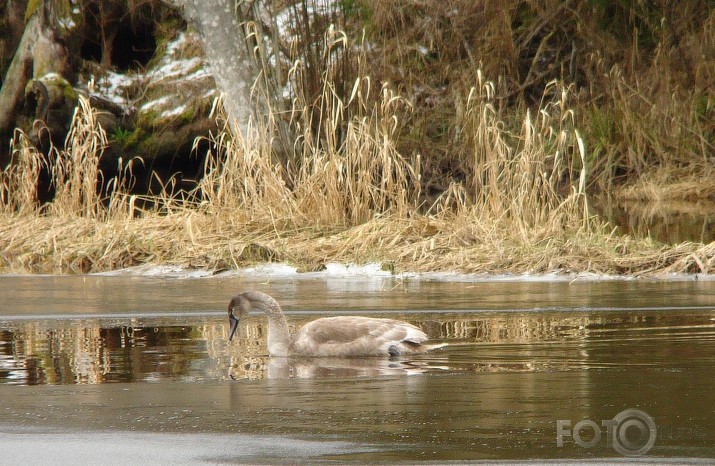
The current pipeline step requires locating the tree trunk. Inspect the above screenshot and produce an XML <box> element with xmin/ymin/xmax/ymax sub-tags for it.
<box><xmin>170</xmin><ymin>0</ymin><xmax>258</xmax><ymax>140</ymax></box>
<box><xmin>0</xmin><ymin>14</ymin><xmax>40</xmax><ymax>136</ymax></box>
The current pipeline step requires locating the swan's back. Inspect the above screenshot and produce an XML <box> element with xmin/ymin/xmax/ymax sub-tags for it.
<box><xmin>290</xmin><ymin>316</ymin><xmax>431</xmax><ymax>357</ymax></box>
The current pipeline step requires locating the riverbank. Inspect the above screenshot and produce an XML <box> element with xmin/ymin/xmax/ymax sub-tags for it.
<box><xmin>1</xmin><ymin>205</ymin><xmax>713</xmax><ymax>276</ymax></box>
<box><xmin>2</xmin><ymin>64</ymin><xmax>713</xmax><ymax>277</ymax></box>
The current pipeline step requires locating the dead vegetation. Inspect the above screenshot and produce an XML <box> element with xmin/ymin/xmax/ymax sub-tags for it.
<box><xmin>1</xmin><ymin>1</ymin><xmax>714</xmax><ymax>275</ymax></box>
<box><xmin>359</xmin><ymin>0</ymin><xmax>714</xmax><ymax>198</ymax></box>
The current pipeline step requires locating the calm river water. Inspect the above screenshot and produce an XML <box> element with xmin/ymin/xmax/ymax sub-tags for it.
<box><xmin>1</xmin><ymin>271</ymin><xmax>714</xmax><ymax>464</ymax></box>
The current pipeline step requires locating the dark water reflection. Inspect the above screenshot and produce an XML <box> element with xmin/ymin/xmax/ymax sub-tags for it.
<box><xmin>2</xmin><ymin>310</ymin><xmax>715</xmax><ymax>384</ymax></box>
<box><xmin>594</xmin><ymin>198</ymin><xmax>715</xmax><ymax>244</ymax></box>
<box><xmin>1</xmin><ymin>274</ymin><xmax>715</xmax><ymax>461</ymax></box>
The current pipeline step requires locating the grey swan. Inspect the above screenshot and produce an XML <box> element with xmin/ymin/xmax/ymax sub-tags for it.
<box><xmin>227</xmin><ymin>291</ymin><xmax>444</xmax><ymax>357</ymax></box>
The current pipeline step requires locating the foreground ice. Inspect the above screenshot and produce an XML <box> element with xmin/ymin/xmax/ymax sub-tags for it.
<box><xmin>0</xmin><ymin>428</ymin><xmax>375</xmax><ymax>465</ymax></box>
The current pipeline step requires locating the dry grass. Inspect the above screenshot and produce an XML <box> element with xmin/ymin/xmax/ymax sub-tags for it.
<box><xmin>2</xmin><ymin>71</ymin><xmax>713</xmax><ymax>276</ymax></box>
<box><xmin>361</xmin><ymin>0</ymin><xmax>715</xmax><ymax>196</ymax></box>
<box><xmin>0</xmin><ymin>132</ymin><xmax>43</xmax><ymax>216</ymax></box>
<box><xmin>198</xmin><ymin>83</ymin><xmax>417</xmax><ymax>229</ymax></box>
<box><xmin>2</xmin><ymin>11</ymin><xmax>715</xmax><ymax>276</ymax></box>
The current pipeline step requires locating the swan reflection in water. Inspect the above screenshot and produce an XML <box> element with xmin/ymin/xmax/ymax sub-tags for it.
<box><xmin>229</xmin><ymin>356</ymin><xmax>447</xmax><ymax>380</ymax></box>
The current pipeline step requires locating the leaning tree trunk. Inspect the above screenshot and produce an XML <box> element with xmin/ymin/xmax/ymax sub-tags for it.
<box><xmin>0</xmin><ymin>1</ymin><xmax>72</xmax><ymax>159</ymax></box>
<box><xmin>170</xmin><ymin>0</ymin><xmax>258</xmax><ymax>141</ymax></box>
<box><xmin>0</xmin><ymin>14</ymin><xmax>40</xmax><ymax>136</ymax></box>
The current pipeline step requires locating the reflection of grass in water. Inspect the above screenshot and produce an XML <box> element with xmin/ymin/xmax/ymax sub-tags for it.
<box><xmin>594</xmin><ymin>197</ymin><xmax>715</xmax><ymax>245</ymax></box>
<box><xmin>6</xmin><ymin>311</ymin><xmax>713</xmax><ymax>384</ymax></box>
<box><xmin>618</xmin><ymin>164</ymin><xmax>715</xmax><ymax>204</ymax></box>
<box><xmin>2</xmin><ymin>321</ymin><xmax>213</xmax><ymax>385</ymax></box>
<box><xmin>1</xmin><ymin>62</ymin><xmax>714</xmax><ymax>275</ymax></box>
<box><xmin>4</xmin><ymin>315</ymin><xmax>589</xmax><ymax>384</ymax></box>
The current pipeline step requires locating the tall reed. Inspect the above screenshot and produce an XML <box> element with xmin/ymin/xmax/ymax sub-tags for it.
<box><xmin>196</xmin><ymin>27</ymin><xmax>419</xmax><ymax>229</ymax></box>
<box><xmin>445</xmin><ymin>73</ymin><xmax>591</xmax><ymax>239</ymax></box>
<box><xmin>0</xmin><ymin>131</ymin><xmax>45</xmax><ymax>215</ymax></box>
<box><xmin>49</xmin><ymin>95</ymin><xmax>105</xmax><ymax>218</ymax></box>
<box><xmin>0</xmin><ymin>95</ymin><xmax>138</xmax><ymax>220</ymax></box>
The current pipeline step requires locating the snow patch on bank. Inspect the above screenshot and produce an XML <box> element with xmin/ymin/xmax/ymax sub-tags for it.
<box><xmin>95</xmin><ymin>264</ymin><xmax>214</xmax><ymax>279</ymax></box>
<box><xmin>91</xmin><ymin>262</ymin><xmax>711</xmax><ymax>282</ymax></box>
<box><xmin>88</xmin><ymin>30</ymin><xmax>215</xmax><ymax>119</ymax></box>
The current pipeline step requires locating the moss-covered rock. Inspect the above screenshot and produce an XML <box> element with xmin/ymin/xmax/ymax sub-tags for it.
<box><xmin>2</xmin><ymin>0</ymin><xmax>222</xmax><ymax>195</ymax></box>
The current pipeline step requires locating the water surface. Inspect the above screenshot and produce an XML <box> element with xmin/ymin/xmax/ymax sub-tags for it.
<box><xmin>1</xmin><ymin>273</ymin><xmax>714</xmax><ymax>463</ymax></box>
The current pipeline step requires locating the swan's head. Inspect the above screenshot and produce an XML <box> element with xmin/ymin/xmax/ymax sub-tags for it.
<box><xmin>228</xmin><ymin>291</ymin><xmax>280</xmax><ymax>342</ymax></box>
<box><xmin>227</xmin><ymin>294</ymin><xmax>252</xmax><ymax>342</ymax></box>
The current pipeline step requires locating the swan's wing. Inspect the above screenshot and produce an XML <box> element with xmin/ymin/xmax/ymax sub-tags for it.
<box><xmin>291</xmin><ymin>316</ymin><xmax>429</xmax><ymax>357</ymax></box>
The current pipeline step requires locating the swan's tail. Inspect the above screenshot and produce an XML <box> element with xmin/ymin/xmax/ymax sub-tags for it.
<box><xmin>421</xmin><ymin>342</ymin><xmax>448</xmax><ymax>353</ymax></box>
<box><xmin>389</xmin><ymin>341</ymin><xmax>447</xmax><ymax>356</ymax></box>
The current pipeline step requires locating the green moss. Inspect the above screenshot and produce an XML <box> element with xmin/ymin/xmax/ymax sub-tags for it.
<box><xmin>24</xmin><ymin>0</ymin><xmax>41</xmax><ymax>21</ymax></box>
<box><xmin>42</xmin><ymin>73</ymin><xmax>79</xmax><ymax>102</ymax></box>
<box><xmin>380</xmin><ymin>261</ymin><xmax>396</xmax><ymax>273</ymax></box>
<box><xmin>64</xmin><ymin>87</ymin><xmax>77</xmax><ymax>101</ymax></box>
<box><xmin>122</xmin><ymin>128</ymin><xmax>146</xmax><ymax>150</ymax></box>
<box><xmin>137</xmin><ymin>109</ymin><xmax>161</xmax><ymax>130</ymax></box>
<box><xmin>178</xmin><ymin>106</ymin><xmax>196</xmax><ymax>125</ymax></box>
<box><xmin>44</xmin><ymin>74</ymin><xmax>78</xmax><ymax>103</ymax></box>
<box><xmin>147</xmin><ymin>17</ymin><xmax>190</xmax><ymax>70</ymax></box>
<box><xmin>110</xmin><ymin>128</ymin><xmax>132</xmax><ymax>146</ymax></box>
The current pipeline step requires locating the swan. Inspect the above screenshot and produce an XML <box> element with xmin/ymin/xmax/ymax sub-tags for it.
<box><xmin>227</xmin><ymin>291</ymin><xmax>444</xmax><ymax>357</ymax></box>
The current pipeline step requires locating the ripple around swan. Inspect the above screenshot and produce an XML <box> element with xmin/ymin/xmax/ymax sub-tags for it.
<box><xmin>2</xmin><ymin>307</ymin><xmax>715</xmax><ymax>384</ymax></box>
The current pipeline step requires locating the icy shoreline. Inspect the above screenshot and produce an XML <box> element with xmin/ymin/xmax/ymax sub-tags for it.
<box><xmin>84</xmin><ymin>262</ymin><xmax>712</xmax><ymax>282</ymax></box>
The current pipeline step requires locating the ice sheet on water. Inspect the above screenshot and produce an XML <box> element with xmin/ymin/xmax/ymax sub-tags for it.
<box><xmin>86</xmin><ymin>262</ymin><xmax>697</xmax><ymax>282</ymax></box>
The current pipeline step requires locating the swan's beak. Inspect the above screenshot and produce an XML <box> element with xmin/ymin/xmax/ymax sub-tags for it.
<box><xmin>228</xmin><ymin>314</ymin><xmax>239</xmax><ymax>342</ymax></box>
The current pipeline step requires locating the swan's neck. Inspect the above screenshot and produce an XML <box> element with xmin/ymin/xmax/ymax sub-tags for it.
<box><xmin>263</xmin><ymin>303</ymin><xmax>291</xmax><ymax>357</ymax></box>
